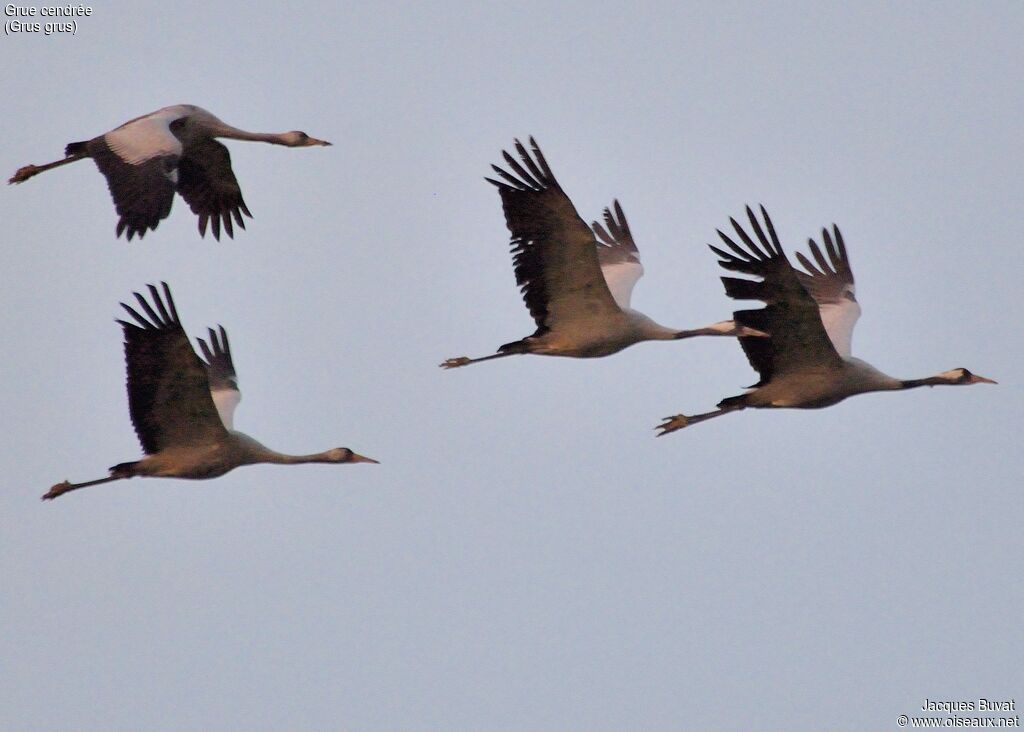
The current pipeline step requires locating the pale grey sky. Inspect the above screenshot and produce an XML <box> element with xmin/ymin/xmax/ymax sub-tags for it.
<box><xmin>2</xmin><ymin>2</ymin><xmax>1021</xmax><ymax>730</ymax></box>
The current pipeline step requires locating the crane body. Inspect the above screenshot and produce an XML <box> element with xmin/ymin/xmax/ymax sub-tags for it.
<box><xmin>44</xmin><ymin>283</ymin><xmax>376</xmax><ymax>500</ymax></box>
<box><xmin>442</xmin><ymin>139</ymin><xmax>755</xmax><ymax>369</ymax></box>
<box><xmin>657</xmin><ymin>207</ymin><xmax>995</xmax><ymax>435</ymax></box>
<box><xmin>10</xmin><ymin>104</ymin><xmax>331</xmax><ymax>240</ymax></box>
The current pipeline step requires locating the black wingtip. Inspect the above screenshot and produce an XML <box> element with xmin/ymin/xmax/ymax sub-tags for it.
<box><xmin>160</xmin><ymin>282</ymin><xmax>178</xmax><ymax>323</ymax></box>
<box><xmin>613</xmin><ymin>199</ymin><xmax>625</xmax><ymax>222</ymax></box>
<box><xmin>833</xmin><ymin>225</ymin><xmax>846</xmax><ymax>255</ymax></box>
<box><xmin>755</xmin><ymin>204</ymin><xmax>781</xmax><ymax>255</ymax></box>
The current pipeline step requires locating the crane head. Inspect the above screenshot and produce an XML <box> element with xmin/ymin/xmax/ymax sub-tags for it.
<box><xmin>281</xmin><ymin>131</ymin><xmax>332</xmax><ymax>147</ymax></box>
<box><xmin>945</xmin><ymin>368</ymin><xmax>996</xmax><ymax>385</ymax></box>
<box><xmin>325</xmin><ymin>447</ymin><xmax>379</xmax><ymax>464</ymax></box>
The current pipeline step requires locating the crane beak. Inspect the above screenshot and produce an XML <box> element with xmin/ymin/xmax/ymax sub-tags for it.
<box><xmin>306</xmin><ymin>137</ymin><xmax>332</xmax><ymax>146</ymax></box>
<box><xmin>970</xmin><ymin>374</ymin><xmax>997</xmax><ymax>384</ymax></box>
<box><xmin>350</xmin><ymin>452</ymin><xmax>380</xmax><ymax>464</ymax></box>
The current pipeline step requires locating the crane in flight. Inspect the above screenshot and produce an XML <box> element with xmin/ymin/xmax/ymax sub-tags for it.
<box><xmin>10</xmin><ymin>104</ymin><xmax>331</xmax><ymax>240</ymax></box>
<box><xmin>44</xmin><ymin>283</ymin><xmax>376</xmax><ymax>500</ymax></box>
<box><xmin>656</xmin><ymin>206</ymin><xmax>995</xmax><ymax>435</ymax></box>
<box><xmin>440</xmin><ymin>138</ymin><xmax>756</xmax><ymax>369</ymax></box>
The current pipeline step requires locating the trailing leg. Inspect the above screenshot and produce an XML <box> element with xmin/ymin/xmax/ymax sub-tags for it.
<box><xmin>42</xmin><ymin>461</ymin><xmax>137</xmax><ymax>501</ymax></box>
<box><xmin>655</xmin><ymin>403</ymin><xmax>744</xmax><ymax>436</ymax></box>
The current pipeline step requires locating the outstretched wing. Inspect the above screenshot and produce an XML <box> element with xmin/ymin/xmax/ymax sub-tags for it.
<box><xmin>794</xmin><ymin>226</ymin><xmax>860</xmax><ymax>358</ymax></box>
<box><xmin>92</xmin><ymin>106</ymin><xmax>191</xmax><ymax>240</ymax></box>
<box><xmin>591</xmin><ymin>200</ymin><xmax>644</xmax><ymax>309</ymax></box>
<box><xmin>173</xmin><ymin>132</ymin><xmax>252</xmax><ymax>241</ymax></box>
<box><xmin>486</xmin><ymin>138</ymin><xmax>621</xmax><ymax>333</ymax></box>
<box><xmin>196</xmin><ymin>325</ymin><xmax>241</xmax><ymax>431</ymax></box>
<box><xmin>710</xmin><ymin>206</ymin><xmax>843</xmax><ymax>386</ymax></box>
<box><xmin>116</xmin><ymin>283</ymin><xmax>230</xmax><ymax>454</ymax></box>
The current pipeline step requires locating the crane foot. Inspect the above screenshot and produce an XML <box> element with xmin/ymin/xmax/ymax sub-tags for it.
<box><xmin>9</xmin><ymin>165</ymin><xmax>41</xmax><ymax>184</ymax></box>
<box><xmin>440</xmin><ymin>357</ymin><xmax>471</xmax><ymax>369</ymax></box>
<box><xmin>41</xmin><ymin>481</ymin><xmax>72</xmax><ymax>501</ymax></box>
<box><xmin>655</xmin><ymin>414</ymin><xmax>690</xmax><ymax>436</ymax></box>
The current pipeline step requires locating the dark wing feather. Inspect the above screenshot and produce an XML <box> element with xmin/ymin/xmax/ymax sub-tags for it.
<box><xmin>710</xmin><ymin>206</ymin><xmax>843</xmax><ymax>385</ymax></box>
<box><xmin>485</xmin><ymin>138</ymin><xmax>620</xmax><ymax>331</ymax></box>
<box><xmin>196</xmin><ymin>325</ymin><xmax>237</xmax><ymax>391</ymax></box>
<box><xmin>174</xmin><ymin>134</ymin><xmax>252</xmax><ymax>241</ymax></box>
<box><xmin>591</xmin><ymin>199</ymin><xmax>645</xmax><ymax>308</ymax></box>
<box><xmin>794</xmin><ymin>225</ymin><xmax>856</xmax><ymax>303</ymax></box>
<box><xmin>591</xmin><ymin>199</ymin><xmax>640</xmax><ymax>266</ymax></box>
<box><xmin>116</xmin><ymin>283</ymin><xmax>230</xmax><ymax>454</ymax></box>
<box><xmin>88</xmin><ymin>136</ymin><xmax>176</xmax><ymax>241</ymax></box>
<box><xmin>196</xmin><ymin>325</ymin><xmax>241</xmax><ymax>430</ymax></box>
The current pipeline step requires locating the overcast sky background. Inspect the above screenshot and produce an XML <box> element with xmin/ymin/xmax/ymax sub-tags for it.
<box><xmin>2</xmin><ymin>2</ymin><xmax>1021</xmax><ymax>730</ymax></box>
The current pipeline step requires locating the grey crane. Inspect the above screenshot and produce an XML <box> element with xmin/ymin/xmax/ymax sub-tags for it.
<box><xmin>440</xmin><ymin>138</ymin><xmax>755</xmax><ymax>369</ymax></box>
<box><xmin>10</xmin><ymin>104</ymin><xmax>330</xmax><ymax>240</ymax></box>
<box><xmin>656</xmin><ymin>206</ymin><xmax>995</xmax><ymax>435</ymax></box>
<box><xmin>44</xmin><ymin>283</ymin><xmax>376</xmax><ymax>500</ymax></box>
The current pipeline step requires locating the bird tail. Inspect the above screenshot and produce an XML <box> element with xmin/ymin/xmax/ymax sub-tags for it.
<box><xmin>717</xmin><ymin>394</ymin><xmax>748</xmax><ymax>410</ymax></box>
<box><xmin>108</xmin><ymin>461</ymin><xmax>140</xmax><ymax>478</ymax></box>
<box><xmin>497</xmin><ymin>338</ymin><xmax>531</xmax><ymax>355</ymax></box>
<box><xmin>65</xmin><ymin>141</ymin><xmax>88</xmax><ymax>157</ymax></box>
<box><xmin>498</xmin><ymin>326</ymin><xmax>548</xmax><ymax>355</ymax></box>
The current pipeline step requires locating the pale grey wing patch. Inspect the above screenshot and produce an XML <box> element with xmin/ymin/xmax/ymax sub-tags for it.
<box><xmin>597</xmin><ymin>260</ymin><xmax>644</xmax><ymax>310</ymax></box>
<box><xmin>104</xmin><ymin>108</ymin><xmax>185</xmax><ymax>165</ymax></box>
<box><xmin>209</xmin><ymin>390</ymin><xmax>240</xmax><ymax>431</ymax></box>
<box><xmin>197</xmin><ymin>326</ymin><xmax>241</xmax><ymax>431</ymax></box>
<box><xmin>815</xmin><ymin>299</ymin><xmax>862</xmax><ymax>359</ymax></box>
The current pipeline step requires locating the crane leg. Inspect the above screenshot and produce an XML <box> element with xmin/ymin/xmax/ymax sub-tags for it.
<box><xmin>42</xmin><ymin>474</ymin><xmax>123</xmax><ymax>501</ymax></box>
<box><xmin>440</xmin><ymin>352</ymin><xmax>517</xmax><ymax>369</ymax></box>
<box><xmin>674</xmin><ymin>321</ymin><xmax>767</xmax><ymax>339</ymax></box>
<box><xmin>9</xmin><ymin>153</ymin><xmax>87</xmax><ymax>184</ymax></box>
<box><xmin>655</xmin><ymin>405</ymin><xmax>741</xmax><ymax>436</ymax></box>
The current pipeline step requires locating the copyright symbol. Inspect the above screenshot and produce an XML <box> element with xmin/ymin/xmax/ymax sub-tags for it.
<box><xmin>897</xmin><ymin>715</ymin><xmax>909</xmax><ymax>727</ymax></box>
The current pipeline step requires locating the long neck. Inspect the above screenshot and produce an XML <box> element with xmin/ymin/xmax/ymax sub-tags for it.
<box><xmin>261</xmin><ymin>450</ymin><xmax>339</xmax><ymax>465</ymax></box>
<box><xmin>899</xmin><ymin>375</ymin><xmax>956</xmax><ymax>389</ymax></box>
<box><xmin>650</xmin><ymin>323</ymin><xmax>684</xmax><ymax>340</ymax></box>
<box><xmin>231</xmin><ymin>432</ymin><xmax>333</xmax><ymax>465</ymax></box>
<box><xmin>624</xmin><ymin>310</ymin><xmax>680</xmax><ymax>340</ymax></box>
<box><xmin>673</xmin><ymin>320</ymin><xmax>747</xmax><ymax>339</ymax></box>
<box><xmin>215</xmin><ymin>124</ymin><xmax>290</xmax><ymax>145</ymax></box>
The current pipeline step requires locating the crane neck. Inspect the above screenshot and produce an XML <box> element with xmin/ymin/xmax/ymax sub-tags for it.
<box><xmin>899</xmin><ymin>375</ymin><xmax>955</xmax><ymax>389</ymax></box>
<box><xmin>624</xmin><ymin>310</ymin><xmax>680</xmax><ymax>340</ymax></box>
<box><xmin>262</xmin><ymin>450</ymin><xmax>339</xmax><ymax>465</ymax></box>
<box><xmin>217</xmin><ymin>127</ymin><xmax>290</xmax><ymax>145</ymax></box>
<box><xmin>230</xmin><ymin>431</ymin><xmax>332</xmax><ymax>465</ymax></box>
